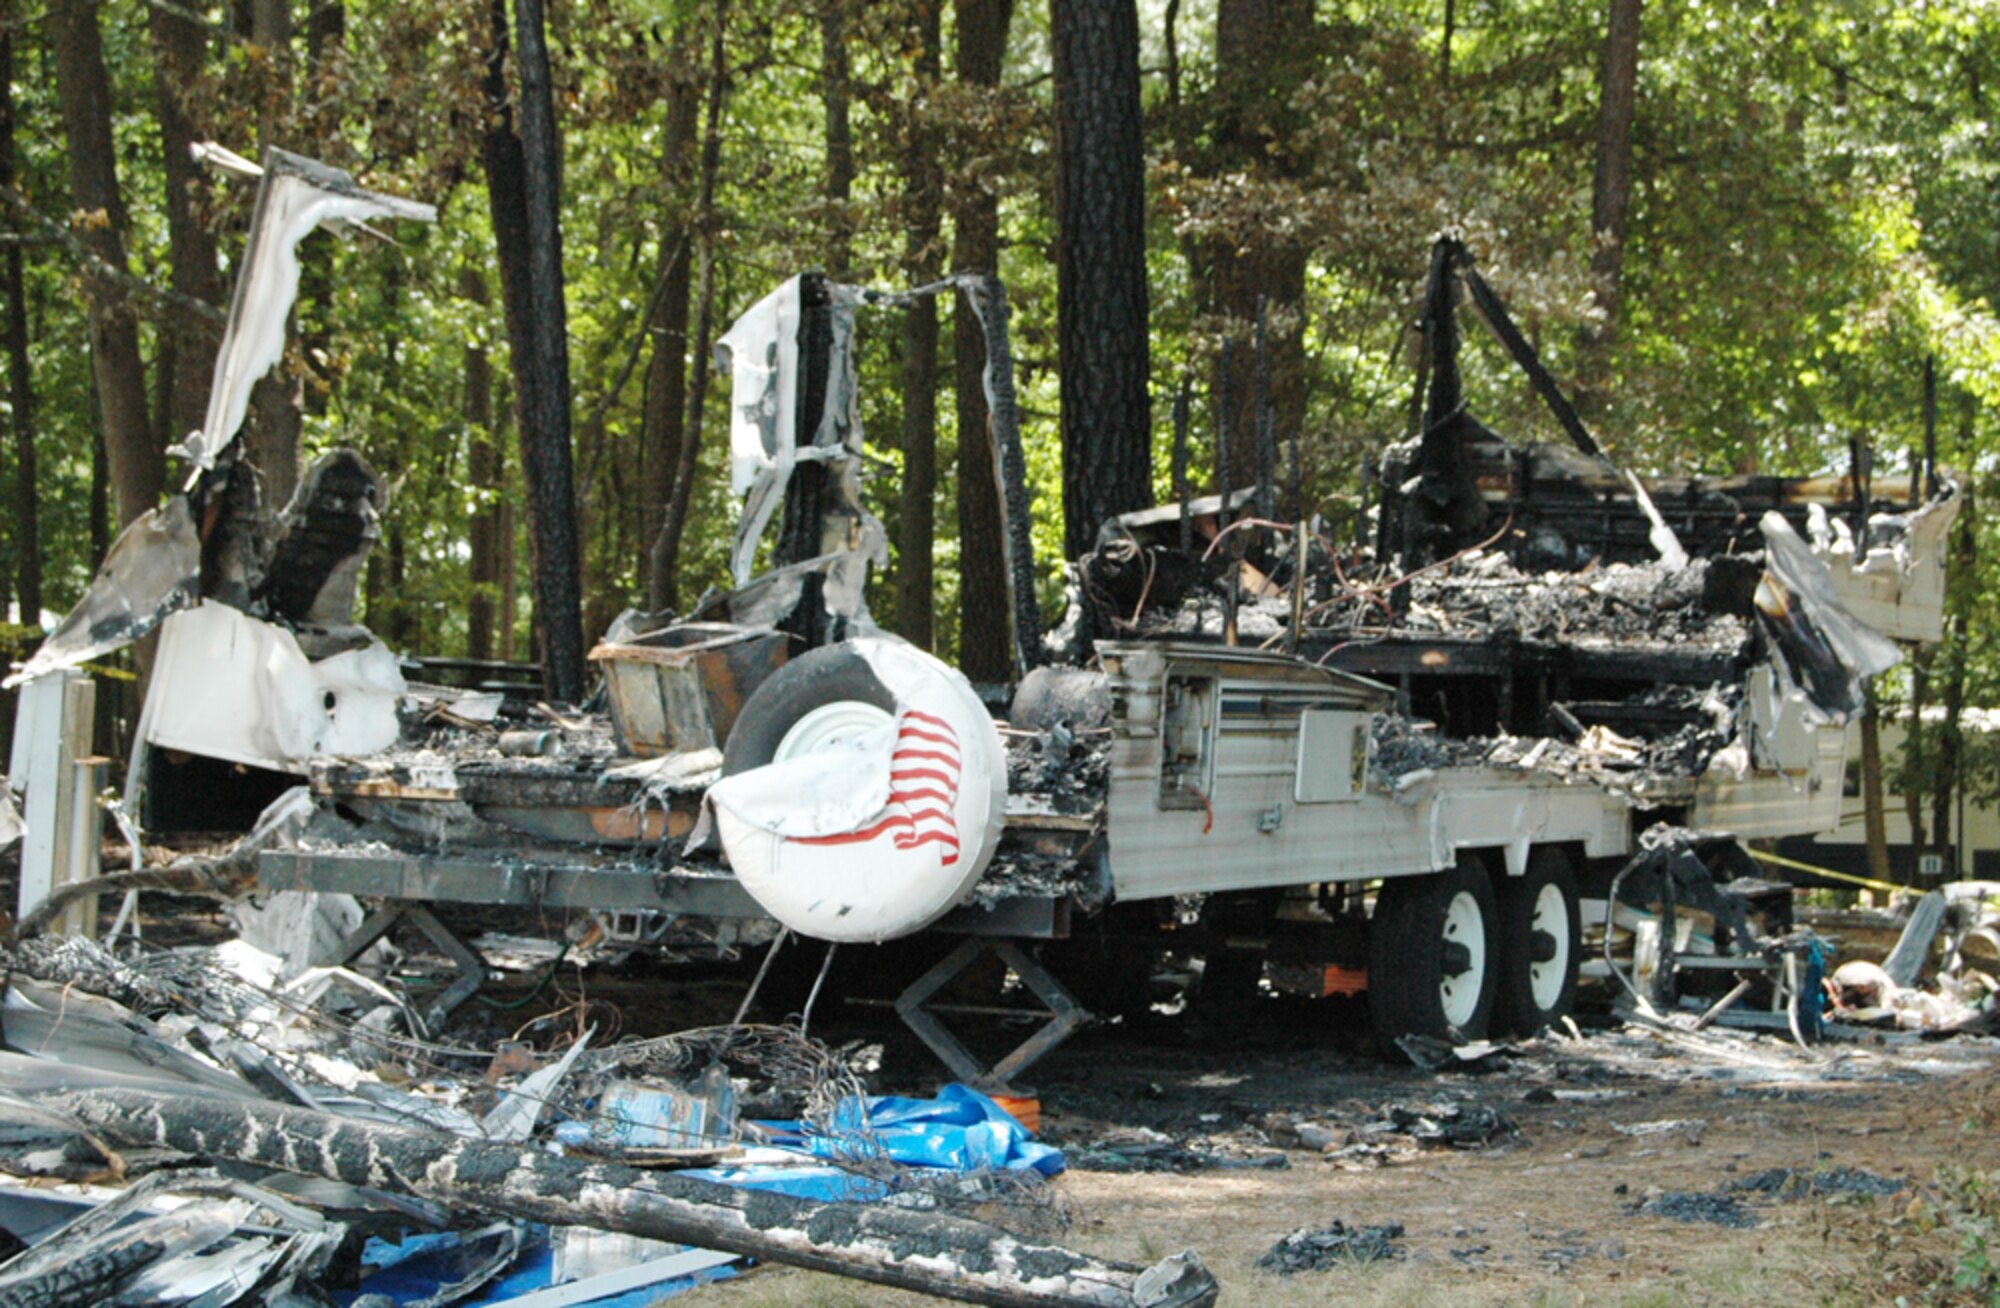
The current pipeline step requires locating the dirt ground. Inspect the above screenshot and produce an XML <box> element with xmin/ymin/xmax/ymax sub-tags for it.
<box><xmin>661</xmin><ymin>984</ymin><xmax>1999</xmax><ymax>1307</ymax></box>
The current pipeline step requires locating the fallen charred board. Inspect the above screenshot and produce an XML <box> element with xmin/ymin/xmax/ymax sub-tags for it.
<box><xmin>31</xmin><ymin>1087</ymin><xmax>1218</xmax><ymax>1308</ymax></box>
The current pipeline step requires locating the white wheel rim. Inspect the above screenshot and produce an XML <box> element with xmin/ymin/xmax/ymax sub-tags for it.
<box><xmin>1528</xmin><ymin>881</ymin><xmax>1570</xmax><ymax>1010</ymax></box>
<box><xmin>774</xmin><ymin>701</ymin><xmax>895</xmax><ymax>761</ymax></box>
<box><xmin>1440</xmin><ymin>889</ymin><xmax>1486</xmax><ymax>1028</ymax></box>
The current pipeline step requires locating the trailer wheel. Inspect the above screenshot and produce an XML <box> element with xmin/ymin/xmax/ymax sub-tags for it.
<box><xmin>1493</xmin><ymin>846</ymin><xmax>1580</xmax><ymax>1036</ymax></box>
<box><xmin>1368</xmin><ymin>854</ymin><xmax>1497</xmax><ymax>1057</ymax></box>
<box><xmin>720</xmin><ymin>644</ymin><xmax>898</xmax><ymax>773</ymax></box>
<box><xmin>708</xmin><ymin>638</ymin><xmax>1007</xmax><ymax>943</ymax></box>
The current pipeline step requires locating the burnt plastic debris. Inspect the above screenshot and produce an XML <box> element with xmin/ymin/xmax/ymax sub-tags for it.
<box><xmin>1256</xmin><ymin>1220</ymin><xmax>1406</xmax><ymax>1273</ymax></box>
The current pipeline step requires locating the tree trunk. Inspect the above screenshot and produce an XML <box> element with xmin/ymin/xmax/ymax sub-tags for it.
<box><xmin>1211</xmin><ymin>0</ymin><xmax>1310</xmax><ymax>501</ymax></box>
<box><xmin>1905</xmin><ymin>643</ymin><xmax>1932</xmax><ymax>858</ymax></box>
<box><xmin>305</xmin><ymin>0</ymin><xmax>344</xmax><ymax>61</ymax></box>
<box><xmin>0</xmin><ymin>4</ymin><xmax>38</xmax><ymax>623</ymax></box>
<box><xmin>952</xmin><ymin>0</ymin><xmax>1015</xmax><ymax>683</ymax></box>
<box><xmin>50</xmin><ymin>0</ymin><xmax>160</xmax><ymax>531</ymax></box>
<box><xmin>483</xmin><ymin>0</ymin><xmax>586</xmax><ymax>702</ymax></box>
<box><xmin>821</xmin><ymin>3</ymin><xmax>854</xmax><ymax>279</ymax></box>
<box><xmin>386</xmin><ymin>525</ymin><xmax>410</xmax><ymax>648</ymax></box>
<box><xmin>1440</xmin><ymin>0</ymin><xmax>1454</xmax><ymax>92</ymax></box>
<box><xmin>247</xmin><ymin>0</ymin><xmax>304</xmax><ymax>510</ymax></box>
<box><xmin>1861</xmin><ymin>683</ymin><xmax>1891</xmax><ymax>881</ymax></box>
<box><xmin>896</xmin><ymin>1</ymin><xmax>943</xmax><ymax>649</ymax></box>
<box><xmin>650</xmin><ymin>0</ymin><xmax>730</xmax><ymax>612</ymax></box>
<box><xmin>90</xmin><ymin>432</ymin><xmax>110</xmax><ymax>566</ymax></box>
<box><xmin>464</xmin><ymin>268</ymin><xmax>502</xmax><ymax>662</ymax></box>
<box><xmin>1052</xmin><ymin>0</ymin><xmax>1151</xmax><ymax>561</ymax></box>
<box><xmin>298</xmin><ymin>1</ymin><xmax>344</xmax><ymax>425</ymax></box>
<box><xmin>1933</xmin><ymin>457</ymin><xmax>1976</xmax><ymax>882</ymax></box>
<box><xmin>499</xmin><ymin>477</ymin><xmax>518</xmax><ymax>660</ymax></box>
<box><xmin>32</xmin><ymin>1088</ymin><xmax>1215</xmax><ymax>1308</ymax></box>
<box><xmin>1589</xmin><ymin>0</ymin><xmax>1642</xmax><ymax>337</ymax></box>
<box><xmin>641</xmin><ymin>36</ymin><xmax>700</xmax><ymax>614</ymax></box>
<box><xmin>148</xmin><ymin>0</ymin><xmax>225</xmax><ymax>455</ymax></box>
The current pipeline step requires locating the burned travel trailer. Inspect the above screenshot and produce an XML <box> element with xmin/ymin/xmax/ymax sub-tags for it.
<box><xmin>235</xmin><ymin>236</ymin><xmax>1958</xmax><ymax>1085</ymax></box>
<box><xmin>10</xmin><ymin>213</ymin><xmax>1958</xmax><ymax>1091</ymax></box>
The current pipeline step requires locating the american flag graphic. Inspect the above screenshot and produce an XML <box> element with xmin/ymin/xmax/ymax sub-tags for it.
<box><xmin>794</xmin><ymin>710</ymin><xmax>964</xmax><ymax>866</ymax></box>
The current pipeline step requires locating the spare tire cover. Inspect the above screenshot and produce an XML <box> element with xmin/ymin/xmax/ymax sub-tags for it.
<box><xmin>704</xmin><ymin>638</ymin><xmax>1005</xmax><ymax>942</ymax></box>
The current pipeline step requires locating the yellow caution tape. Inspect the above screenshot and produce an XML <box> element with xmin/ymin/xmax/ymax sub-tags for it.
<box><xmin>1742</xmin><ymin>845</ymin><xmax>1914</xmax><ymax>896</ymax></box>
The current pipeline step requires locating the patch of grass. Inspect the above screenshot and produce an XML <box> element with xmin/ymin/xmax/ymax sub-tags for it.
<box><xmin>1935</xmin><ymin>1165</ymin><xmax>2000</xmax><ymax>1304</ymax></box>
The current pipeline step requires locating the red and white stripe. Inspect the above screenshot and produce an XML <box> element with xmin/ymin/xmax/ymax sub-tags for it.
<box><xmin>794</xmin><ymin>710</ymin><xmax>964</xmax><ymax>866</ymax></box>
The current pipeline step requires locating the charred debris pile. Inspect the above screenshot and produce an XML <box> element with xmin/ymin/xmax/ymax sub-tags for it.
<box><xmin>0</xmin><ymin>932</ymin><xmax>1216</xmax><ymax>1308</ymax></box>
<box><xmin>1057</xmin><ymin>236</ymin><xmax>1955</xmax><ymax>807</ymax></box>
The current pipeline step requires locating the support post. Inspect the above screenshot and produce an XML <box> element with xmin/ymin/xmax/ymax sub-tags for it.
<box><xmin>8</xmin><ymin>670</ymin><xmax>95</xmax><ymax>929</ymax></box>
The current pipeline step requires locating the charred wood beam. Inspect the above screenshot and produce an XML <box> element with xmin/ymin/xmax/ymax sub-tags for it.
<box><xmin>1453</xmin><ymin>258</ymin><xmax>1602</xmax><ymax>460</ymax></box>
<box><xmin>775</xmin><ymin>273</ymin><xmax>834</xmax><ymax>573</ymax></box>
<box><xmin>1401</xmin><ymin>239</ymin><xmax>1491</xmax><ymax>575</ymax></box>
<box><xmin>957</xmin><ymin>273</ymin><xmax>1042</xmax><ymax>675</ymax></box>
<box><xmin>32</xmin><ymin>1088</ymin><xmax>1218</xmax><ymax>1308</ymax></box>
<box><xmin>10</xmin><ymin>850</ymin><xmax>251</xmax><ymax>942</ymax></box>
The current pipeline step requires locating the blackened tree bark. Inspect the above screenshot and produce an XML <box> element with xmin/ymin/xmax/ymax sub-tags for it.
<box><xmin>51</xmin><ymin>0</ymin><xmax>160</xmax><ymax>531</ymax></box>
<box><xmin>298</xmin><ymin>1</ymin><xmax>344</xmax><ymax>428</ymax></box>
<box><xmin>1052</xmin><ymin>0</ymin><xmax>1151</xmax><ymax>561</ymax></box>
<box><xmin>1906</xmin><ymin>643</ymin><xmax>1933</xmax><ymax>858</ymax></box>
<box><xmin>1589</xmin><ymin>0</ymin><xmax>1642</xmax><ymax>338</ymax></box>
<box><xmin>305</xmin><ymin>0</ymin><xmax>343</xmax><ymax>59</ymax></box>
<box><xmin>1932</xmin><ymin>430</ymin><xmax>1978</xmax><ymax>881</ymax></box>
<box><xmin>148</xmin><ymin>0</ymin><xmax>225</xmax><ymax>454</ymax></box>
<box><xmin>896</xmin><ymin>1</ymin><xmax>943</xmax><ymax>649</ymax></box>
<box><xmin>90</xmin><ymin>431</ymin><xmax>109</xmax><ymax>564</ymax></box>
<box><xmin>0</xmin><ymin>4</ymin><xmax>37</xmax><ymax>621</ymax></box>
<box><xmin>247</xmin><ymin>0</ymin><xmax>305</xmax><ymax>511</ymax></box>
<box><xmin>464</xmin><ymin>268</ymin><xmax>503</xmax><ymax>662</ymax></box>
<box><xmin>499</xmin><ymin>455</ymin><xmax>518</xmax><ymax>659</ymax></box>
<box><xmin>1211</xmin><ymin>0</ymin><xmax>1311</xmax><ymax>500</ymax></box>
<box><xmin>642</xmin><ymin>35</ymin><xmax>700</xmax><ymax>613</ymax></box>
<box><xmin>953</xmin><ymin>0</ymin><xmax>1014</xmax><ymax>682</ymax></box>
<box><xmin>483</xmin><ymin>0</ymin><xmax>586</xmax><ymax>701</ymax></box>
<box><xmin>821</xmin><ymin>3</ymin><xmax>854</xmax><ymax>278</ymax></box>
<box><xmin>1439</xmin><ymin>0</ymin><xmax>1454</xmax><ymax>92</ymax></box>
<box><xmin>650</xmin><ymin>0</ymin><xmax>731</xmax><ymax>613</ymax></box>
<box><xmin>372</xmin><ymin>256</ymin><xmax>413</xmax><ymax>648</ymax></box>
<box><xmin>1861</xmin><ymin>684</ymin><xmax>1891</xmax><ymax>879</ymax></box>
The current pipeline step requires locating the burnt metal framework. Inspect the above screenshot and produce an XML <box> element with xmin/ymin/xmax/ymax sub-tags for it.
<box><xmin>893</xmin><ymin>938</ymin><xmax>1089</xmax><ymax>1094</ymax></box>
<box><xmin>1380</xmin><ymin>236</ymin><xmax>1912</xmax><ymax>576</ymax></box>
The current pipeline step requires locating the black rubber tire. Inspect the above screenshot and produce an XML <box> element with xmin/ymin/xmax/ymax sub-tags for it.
<box><xmin>1367</xmin><ymin>853</ymin><xmax>1499</xmax><ymax>1058</ymax></box>
<box><xmin>720</xmin><ymin>642</ymin><xmax>897</xmax><ymax>775</ymax></box>
<box><xmin>1492</xmin><ymin>846</ymin><xmax>1581</xmax><ymax>1037</ymax></box>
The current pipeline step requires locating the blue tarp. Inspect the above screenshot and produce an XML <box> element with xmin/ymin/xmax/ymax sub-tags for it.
<box><xmin>761</xmin><ymin>1083</ymin><xmax>1066</xmax><ymax>1178</ymax></box>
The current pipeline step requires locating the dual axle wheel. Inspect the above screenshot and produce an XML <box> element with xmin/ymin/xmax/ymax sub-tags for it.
<box><xmin>1367</xmin><ymin>847</ymin><xmax>1580</xmax><ymax>1055</ymax></box>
